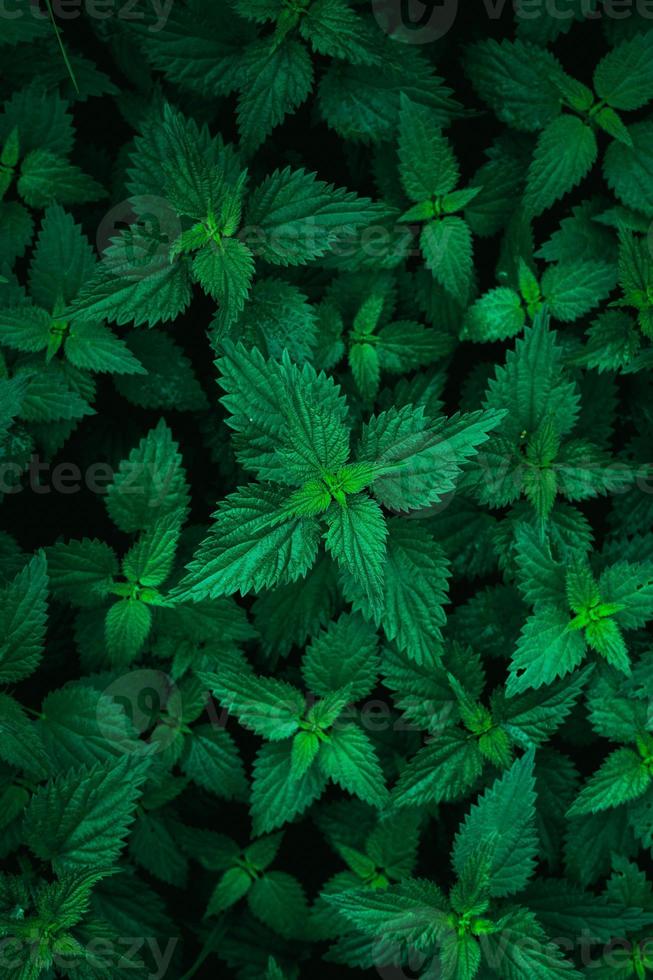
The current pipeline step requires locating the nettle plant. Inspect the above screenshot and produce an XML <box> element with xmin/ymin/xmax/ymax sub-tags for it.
<box><xmin>4</xmin><ymin>4</ymin><xmax>653</xmax><ymax>979</ymax></box>
<box><xmin>173</xmin><ymin>341</ymin><xmax>504</xmax><ymax>614</ymax></box>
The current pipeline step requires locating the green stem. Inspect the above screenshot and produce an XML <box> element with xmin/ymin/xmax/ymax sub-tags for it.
<box><xmin>44</xmin><ymin>0</ymin><xmax>79</xmax><ymax>95</ymax></box>
<box><xmin>178</xmin><ymin>921</ymin><xmax>226</xmax><ymax>980</ymax></box>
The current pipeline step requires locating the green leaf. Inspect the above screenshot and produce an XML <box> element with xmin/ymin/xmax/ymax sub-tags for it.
<box><xmin>603</xmin><ymin>121</ymin><xmax>653</xmax><ymax>218</ymax></box>
<box><xmin>325</xmin><ymin>878</ymin><xmax>450</xmax><ymax>947</ymax></box>
<box><xmin>323</xmin><ymin>494</ymin><xmax>387</xmax><ymax>613</ymax></box>
<box><xmin>18</xmin><ymin>149</ymin><xmax>105</xmax><ymax>207</ymax></box>
<box><xmin>0</xmin><ymin>552</ymin><xmax>48</xmax><ymax>684</ymax></box>
<box><xmin>507</xmin><ymin>605</ymin><xmax>587</xmax><ymax>694</ymax></box>
<box><xmin>319</xmin><ymin>724</ymin><xmax>388</xmax><ymax>808</ymax></box>
<box><xmin>453</xmin><ymin>750</ymin><xmax>537</xmax><ymax>897</ymax></box>
<box><xmin>0</xmin><ymin>692</ymin><xmax>47</xmax><ymax>777</ymax></box>
<box><xmin>192</xmin><ymin>237</ymin><xmax>254</xmax><ymax>319</ymax></box>
<box><xmin>115</xmin><ymin>329</ymin><xmax>208</xmax><ymax>411</ymax></box>
<box><xmin>181</xmin><ymin>724</ymin><xmax>247</xmax><ymax>799</ymax></box>
<box><xmin>568</xmin><ymin>749</ymin><xmax>651</xmax><ymax>816</ymax></box>
<box><xmin>64</xmin><ymin>321</ymin><xmax>146</xmax><ymax>376</ymax></box>
<box><xmin>29</xmin><ymin>203</ymin><xmax>95</xmax><ymax>309</ymax></box>
<box><xmin>238</xmin><ymin>39</ymin><xmax>314</xmax><ymax>154</ymax></box>
<box><xmin>463</xmin><ymin>287</ymin><xmax>525</xmax><ymax>343</ymax></box>
<box><xmin>499</xmin><ymin>668</ymin><xmax>591</xmax><ymax>748</ymax></box>
<box><xmin>248</xmin><ymin>872</ymin><xmax>308</xmax><ymax>938</ymax></box>
<box><xmin>598</xmin><ymin>560</ymin><xmax>653</xmax><ymax>629</ymax></box>
<box><xmin>245</xmin><ymin>166</ymin><xmax>388</xmax><ymax>266</ymax></box>
<box><xmin>38</xmin><ymin>684</ymin><xmax>138</xmax><ymax>769</ymax></box>
<box><xmin>69</xmin><ymin>229</ymin><xmax>193</xmax><ymax>327</ymax></box>
<box><xmin>175</xmin><ymin>485</ymin><xmax>321</xmax><ymax>601</ymax></box>
<box><xmin>484</xmin><ymin>311</ymin><xmax>580</xmax><ymax>440</ymax></box>
<box><xmin>24</xmin><ymin>755</ymin><xmax>149</xmax><ymax>872</ymax></box>
<box><xmin>251</xmin><ymin>740</ymin><xmax>328</xmax><ymax>835</ymax></box>
<box><xmin>207</xmin><ymin>867</ymin><xmax>252</xmax><ymax>916</ymax></box>
<box><xmin>440</xmin><ymin>931</ymin><xmax>481</xmax><ymax>980</ymax></box>
<box><xmin>421</xmin><ymin>217</ymin><xmax>473</xmax><ymax>306</ymax></box>
<box><xmin>593</xmin><ymin>33</ymin><xmax>653</xmax><ymax>111</ymax></box>
<box><xmin>481</xmin><ymin>906</ymin><xmax>581</xmax><ymax>978</ymax></box>
<box><xmin>302</xmin><ymin>612</ymin><xmax>379</xmax><ymax>700</ymax></box>
<box><xmin>105</xmin><ymin>598</ymin><xmax>152</xmax><ymax>665</ymax></box>
<box><xmin>122</xmin><ymin>510</ymin><xmax>183</xmax><ymax>588</ymax></box>
<box><xmin>105</xmin><ymin>419</ymin><xmax>189</xmax><ymax>534</ymax></box>
<box><xmin>540</xmin><ymin>260</ymin><xmax>616</xmax><ymax>322</ymax></box>
<box><xmin>464</xmin><ymin>39</ymin><xmax>563</xmax><ymax>132</ymax></box>
<box><xmin>0</xmin><ymin>304</ymin><xmax>51</xmax><ymax>352</ymax></box>
<box><xmin>359</xmin><ymin>404</ymin><xmax>504</xmax><ymax>513</ymax></box>
<box><xmin>346</xmin><ymin>519</ymin><xmax>450</xmax><ymax>666</ymax></box>
<box><xmin>393</xmin><ymin>732</ymin><xmax>484</xmax><ymax>809</ymax></box>
<box><xmin>200</xmin><ymin>650</ymin><xmax>304</xmax><ymax>740</ymax></box>
<box><xmin>398</xmin><ymin>96</ymin><xmax>459</xmax><ymax>201</ymax></box>
<box><xmin>349</xmin><ymin>342</ymin><xmax>380</xmax><ymax>400</ymax></box>
<box><xmin>217</xmin><ymin>342</ymin><xmax>349</xmax><ymax>482</ymax></box>
<box><xmin>595</xmin><ymin>106</ymin><xmax>632</xmax><ymax>147</ymax></box>
<box><xmin>300</xmin><ymin>0</ymin><xmax>375</xmax><ymax>65</ymax></box>
<box><xmin>45</xmin><ymin>538</ymin><xmax>117</xmax><ymax>607</ymax></box>
<box><xmin>524</xmin><ymin>115</ymin><xmax>597</xmax><ymax>217</ymax></box>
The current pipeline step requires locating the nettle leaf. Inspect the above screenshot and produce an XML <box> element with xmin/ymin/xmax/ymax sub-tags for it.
<box><xmin>105</xmin><ymin>598</ymin><xmax>152</xmax><ymax>665</ymax></box>
<box><xmin>319</xmin><ymin>724</ymin><xmax>388</xmax><ymax>808</ymax></box>
<box><xmin>482</xmin><ymin>906</ymin><xmax>581</xmax><ymax>978</ymax></box>
<box><xmin>420</xmin><ymin>216</ymin><xmax>473</xmax><ymax>306</ymax></box>
<box><xmin>484</xmin><ymin>310</ymin><xmax>580</xmax><ymax>440</ymax></box>
<box><xmin>69</xmin><ymin>228</ymin><xmax>193</xmax><ymax>327</ymax></box>
<box><xmin>398</xmin><ymin>96</ymin><xmax>459</xmax><ymax>201</ymax></box>
<box><xmin>192</xmin><ymin>236</ymin><xmax>255</xmax><ymax>318</ymax></box>
<box><xmin>541</xmin><ymin>259</ymin><xmax>616</xmax><ymax>322</ymax></box>
<box><xmin>325</xmin><ymin>878</ymin><xmax>450</xmax><ymax>947</ymax></box>
<box><xmin>507</xmin><ymin>605</ymin><xmax>587</xmax><ymax>694</ymax></box>
<box><xmin>238</xmin><ymin>39</ymin><xmax>314</xmax><ymax>155</ymax></box>
<box><xmin>393</xmin><ymin>731</ymin><xmax>484</xmax><ymax>809</ymax></box>
<box><xmin>24</xmin><ymin>755</ymin><xmax>150</xmax><ymax>872</ymax></box>
<box><xmin>245</xmin><ymin>166</ymin><xmax>389</xmax><ymax>266</ymax></box>
<box><xmin>176</xmin><ymin>485</ymin><xmax>322</xmax><ymax>601</ymax></box>
<box><xmin>38</xmin><ymin>684</ymin><xmax>138</xmax><ymax>769</ymax></box>
<box><xmin>343</xmin><ymin>519</ymin><xmax>450</xmax><ymax>666</ymax></box>
<box><xmin>463</xmin><ymin>287</ymin><xmax>526</xmax><ymax>343</ymax></box>
<box><xmin>18</xmin><ymin>150</ymin><xmax>105</xmax><ymax>207</ymax></box>
<box><xmin>248</xmin><ymin>871</ymin><xmax>308</xmax><ymax>938</ymax></box>
<box><xmin>0</xmin><ymin>552</ymin><xmax>48</xmax><ymax>683</ymax></box>
<box><xmin>29</xmin><ymin>204</ymin><xmax>95</xmax><ymax>308</ymax></box>
<box><xmin>200</xmin><ymin>650</ymin><xmax>304</xmax><ymax>740</ymax></box>
<box><xmin>181</xmin><ymin>724</ymin><xmax>247</xmax><ymax>799</ymax></box>
<box><xmin>453</xmin><ymin>749</ymin><xmax>538</xmax><ymax>897</ymax></box>
<box><xmin>302</xmin><ymin>612</ymin><xmax>380</xmax><ymax>700</ymax></box>
<box><xmin>46</xmin><ymin>538</ymin><xmax>117</xmax><ymax>607</ymax></box>
<box><xmin>568</xmin><ymin>749</ymin><xmax>651</xmax><ymax>816</ymax></box>
<box><xmin>106</xmin><ymin>419</ymin><xmax>190</xmax><ymax>533</ymax></box>
<box><xmin>524</xmin><ymin>115</ymin><xmax>598</xmax><ymax>217</ymax></box>
<box><xmin>593</xmin><ymin>32</ymin><xmax>653</xmax><ymax>111</ymax></box>
<box><xmin>359</xmin><ymin>404</ymin><xmax>504</xmax><ymax>513</ymax></box>
<box><xmin>464</xmin><ymin>39</ymin><xmax>563</xmax><ymax>132</ymax></box>
<box><xmin>324</xmin><ymin>494</ymin><xmax>387</xmax><ymax>612</ymax></box>
<box><xmin>251</xmin><ymin>740</ymin><xmax>328</xmax><ymax>835</ymax></box>
<box><xmin>603</xmin><ymin>120</ymin><xmax>653</xmax><ymax>217</ymax></box>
